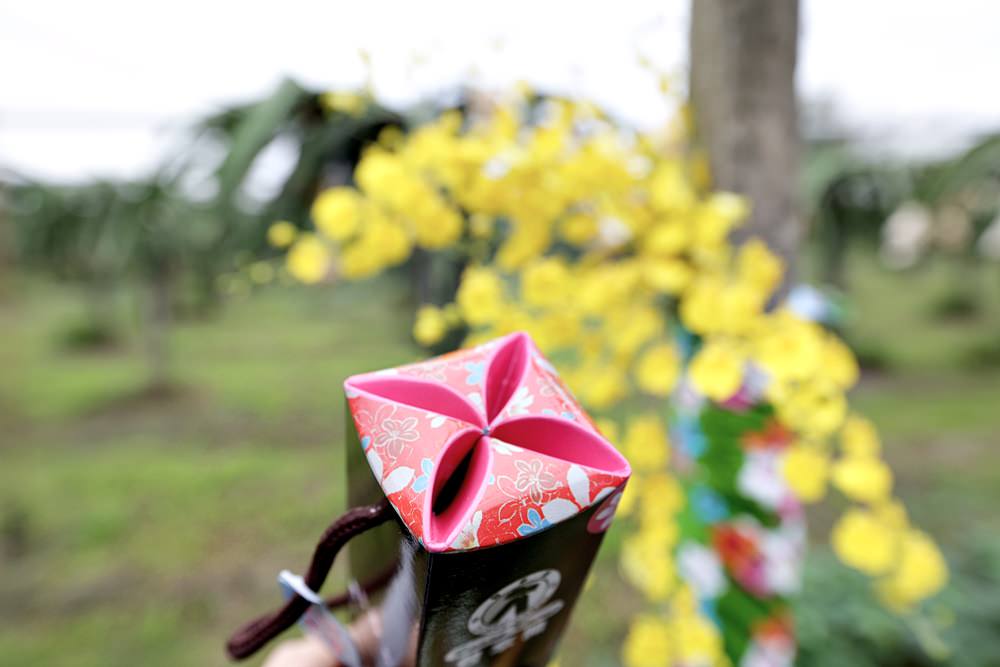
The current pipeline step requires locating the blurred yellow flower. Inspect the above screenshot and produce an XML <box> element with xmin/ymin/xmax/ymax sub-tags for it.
<box><xmin>267</xmin><ymin>220</ymin><xmax>298</xmax><ymax>248</ymax></box>
<box><xmin>753</xmin><ymin>311</ymin><xmax>823</xmax><ymax>382</ymax></box>
<box><xmin>286</xmin><ymin>234</ymin><xmax>331</xmax><ymax>284</ymax></box>
<box><xmin>559</xmin><ymin>213</ymin><xmax>598</xmax><ymax>245</ymax></box>
<box><xmin>692</xmin><ymin>193</ymin><xmax>747</xmax><ymax>247</ymax></box>
<box><xmin>312</xmin><ymin>187</ymin><xmax>362</xmax><ymax>241</ymax></box>
<box><xmin>532</xmin><ymin>310</ymin><xmax>581</xmax><ymax>351</ymax></box>
<box><xmin>782</xmin><ymin>444</ymin><xmax>830</xmax><ymax>502</ymax></box>
<box><xmin>456</xmin><ymin>266</ymin><xmax>505</xmax><ymax>326</ymax></box>
<box><xmin>874</xmin><ymin>498</ymin><xmax>910</xmax><ymax>531</ymax></box>
<box><xmin>609</xmin><ymin>305</ymin><xmax>665</xmax><ymax>360</ymax></box>
<box><xmin>831</xmin><ymin>508</ymin><xmax>897</xmax><ymax>575</ymax></box>
<box><xmin>578</xmin><ymin>266</ymin><xmax>625</xmax><ymax>315</ymax></box>
<box><xmin>679</xmin><ymin>276</ymin><xmax>724</xmax><ymax>334</ymax></box>
<box><xmin>320</xmin><ymin>90</ymin><xmax>367</xmax><ymax>115</ymax></box>
<box><xmin>643</xmin><ymin>220</ymin><xmax>689</xmax><ymax>255</ymax></box>
<box><xmin>521</xmin><ymin>258</ymin><xmax>570</xmax><ymax>308</ymax></box>
<box><xmin>821</xmin><ymin>334</ymin><xmax>860</xmax><ymax>389</ymax></box>
<box><xmin>616</xmin><ymin>474</ymin><xmax>640</xmax><ymax>517</ymax></box>
<box><xmin>413</xmin><ymin>305</ymin><xmax>448</xmax><ymax>346</ymax></box>
<box><xmin>877</xmin><ymin>529</ymin><xmax>947</xmax><ymax>610</ymax></box>
<box><xmin>339</xmin><ymin>243</ymin><xmax>380</xmax><ymax>279</ymax></box>
<box><xmin>717</xmin><ymin>282</ymin><xmax>767</xmax><ymax>335</ymax></box>
<box><xmin>737</xmin><ymin>237</ymin><xmax>782</xmax><ymax>297</ymax></box>
<box><xmin>621</xmin><ymin>532</ymin><xmax>675</xmax><ymax>601</ymax></box>
<box><xmin>672</xmin><ymin>613</ymin><xmax>726</xmax><ymax>664</ymax></box>
<box><xmin>622</xmin><ymin>615</ymin><xmax>672</xmax><ymax>667</ymax></box>
<box><xmin>639</xmin><ymin>473</ymin><xmax>685</xmax><ymax>520</ymax></box>
<box><xmin>469</xmin><ymin>213</ymin><xmax>494</xmax><ymax>239</ymax></box>
<box><xmin>623</xmin><ymin>414</ymin><xmax>670</xmax><ymax>472</ymax></box>
<box><xmin>370</xmin><ymin>218</ymin><xmax>412</xmax><ymax>265</ymax></box>
<box><xmin>832</xmin><ymin>454</ymin><xmax>893</xmax><ymax>503</ymax></box>
<box><xmin>377</xmin><ymin>125</ymin><xmax>404</xmax><ymax>149</ymax></box>
<box><xmin>706</xmin><ymin>191</ymin><xmax>749</xmax><ymax>225</ymax></box>
<box><xmin>497</xmin><ymin>226</ymin><xmax>552</xmax><ymax>270</ymax></box>
<box><xmin>593</xmin><ymin>417</ymin><xmax>620</xmax><ymax>445</ymax></box>
<box><xmin>641</xmin><ymin>257</ymin><xmax>693</xmax><ymax>294</ymax></box>
<box><xmin>840</xmin><ymin>414</ymin><xmax>881</xmax><ymax>457</ymax></box>
<box><xmin>355</xmin><ymin>150</ymin><xmax>409</xmax><ymax>208</ymax></box>
<box><xmin>650</xmin><ymin>161</ymin><xmax>696</xmax><ymax>214</ymax></box>
<box><xmin>413</xmin><ymin>204</ymin><xmax>463</xmax><ymax>249</ymax></box>
<box><xmin>635</xmin><ymin>343</ymin><xmax>681</xmax><ymax>396</ymax></box>
<box><xmin>773</xmin><ymin>379</ymin><xmax>847</xmax><ymax>438</ymax></box>
<box><xmin>689</xmin><ymin>340</ymin><xmax>744</xmax><ymax>401</ymax></box>
<box><xmin>572</xmin><ymin>361</ymin><xmax>628</xmax><ymax>409</ymax></box>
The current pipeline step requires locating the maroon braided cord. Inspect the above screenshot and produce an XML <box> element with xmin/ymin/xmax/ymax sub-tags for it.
<box><xmin>226</xmin><ymin>499</ymin><xmax>394</xmax><ymax>661</ymax></box>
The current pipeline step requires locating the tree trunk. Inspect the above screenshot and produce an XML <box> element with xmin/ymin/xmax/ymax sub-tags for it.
<box><xmin>145</xmin><ymin>267</ymin><xmax>173</xmax><ymax>390</ymax></box>
<box><xmin>0</xmin><ymin>184</ymin><xmax>10</xmax><ymax>300</ymax></box>
<box><xmin>690</xmin><ymin>0</ymin><xmax>802</xmax><ymax>288</ymax></box>
<box><xmin>411</xmin><ymin>248</ymin><xmax>434</xmax><ymax>306</ymax></box>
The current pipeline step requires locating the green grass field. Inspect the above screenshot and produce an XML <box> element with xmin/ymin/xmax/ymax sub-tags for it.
<box><xmin>1</xmin><ymin>253</ymin><xmax>998</xmax><ymax>666</ymax></box>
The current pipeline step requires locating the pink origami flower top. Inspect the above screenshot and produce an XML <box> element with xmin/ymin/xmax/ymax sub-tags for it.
<box><xmin>345</xmin><ymin>332</ymin><xmax>631</xmax><ymax>553</ymax></box>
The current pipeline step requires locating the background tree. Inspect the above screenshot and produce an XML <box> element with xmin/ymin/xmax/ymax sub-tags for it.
<box><xmin>184</xmin><ymin>79</ymin><xmax>401</xmax><ymax>314</ymax></box>
<box><xmin>690</xmin><ymin>0</ymin><xmax>801</xmax><ymax>287</ymax></box>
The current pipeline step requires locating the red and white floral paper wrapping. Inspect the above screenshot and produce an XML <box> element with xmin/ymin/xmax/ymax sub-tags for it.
<box><xmin>345</xmin><ymin>332</ymin><xmax>631</xmax><ymax>553</ymax></box>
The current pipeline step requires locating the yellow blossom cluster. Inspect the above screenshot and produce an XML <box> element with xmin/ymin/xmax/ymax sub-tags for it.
<box><xmin>622</xmin><ymin>587</ymin><xmax>730</xmax><ymax>667</ymax></box>
<box><xmin>282</xmin><ymin>88</ymin><xmax>948</xmax><ymax>657</ymax></box>
<box><xmin>618</xmin><ymin>415</ymin><xmax>679</xmax><ymax>598</ymax></box>
<box><xmin>783</xmin><ymin>414</ymin><xmax>946</xmax><ymax>610</ymax></box>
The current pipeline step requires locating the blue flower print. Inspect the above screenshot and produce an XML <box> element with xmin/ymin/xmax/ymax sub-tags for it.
<box><xmin>411</xmin><ymin>458</ymin><xmax>434</xmax><ymax>493</ymax></box>
<box><xmin>699</xmin><ymin>598</ymin><xmax>720</xmax><ymax>625</ymax></box>
<box><xmin>516</xmin><ymin>508</ymin><xmax>551</xmax><ymax>536</ymax></box>
<box><xmin>675</xmin><ymin>328</ymin><xmax>697</xmax><ymax>360</ymax></box>
<box><xmin>672</xmin><ymin>415</ymin><xmax>707</xmax><ymax>458</ymax></box>
<box><xmin>541</xmin><ymin>409</ymin><xmax>576</xmax><ymax>421</ymax></box>
<box><xmin>464</xmin><ymin>361</ymin><xmax>485</xmax><ymax>386</ymax></box>
<box><xmin>691</xmin><ymin>485</ymin><xmax>729</xmax><ymax>523</ymax></box>
<box><xmin>361</xmin><ymin>435</ymin><xmax>371</xmax><ymax>450</ymax></box>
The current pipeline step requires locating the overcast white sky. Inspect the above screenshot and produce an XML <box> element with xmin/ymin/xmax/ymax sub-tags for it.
<box><xmin>1</xmin><ymin>0</ymin><xmax>998</xmax><ymax>182</ymax></box>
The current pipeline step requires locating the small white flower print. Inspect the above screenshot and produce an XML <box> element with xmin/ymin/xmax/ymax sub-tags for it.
<box><xmin>491</xmin><ymin>440</ymin><xmax>524</xmax><ymax>456</ymax></box>
<box><xmin>504</xmin><ymin>386</ymin><xmax>534</xmax><ymax>416</ymax></box>
<box><xmin>513</xmin><ymin>458</ymin><xmax>559</xmax><ymax>504</ymax></box>
<box><xmin>382</xmin><ymin>467</ymin><xmax>414</xmax><ymax>495</ymax></box>
<box><xmin>376</xmin><ymin>416</ymin><xmax>419</xmax><ymax>461</ymax></box>
<box><xmin>567</xmin><ymin>465</ymin><xmax>591</xmax><ymax>507</ymax></box>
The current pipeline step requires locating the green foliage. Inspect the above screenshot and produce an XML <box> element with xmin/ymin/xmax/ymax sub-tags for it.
<box><xmin>917</xmin><ymin>133</ymin><xmax>1000</xmax><ymax>205</ymax></box>
<box><xmin>928</xmin><ymin>288</ymin><xmax>982</xmax><ymax>322</ymax></box>
<box><xmin>8</xmin><ymin>78</ymin><xmax>406</xmax><ymax>314</ymax></box>
<box><xmin>212</xmin><ymin>79</ymin><xmax>315</xmax><ymax>204</ymax></box>
<box><xmin>0</xmin><ymin>277</ymin><xmax>418</xmax><ymax>667</ymax></box>
<box><xmin>798</xmin><ymin>540</ymin><xmax>1000</xmax><ymax>667</ymax></box>
<box><xmin>55</xmin><ymin>317</ymin><xmax>120</xmax><ymax>352</ymax></box>
<box><xmin>797</xmin><ymin>550</ymin><xmax>930</xmax><ymax>667</ymax></box>
<box><xmin>9</xmin><ymin>180</ymin><xmax>130</xmax><ymax>282</ymax></box>
<box><xmin>806</xmin><ymin>133</ymin><xmax>1000</xmax><ymax>287</ymax></box>
<box><xmin>194</xmin><ymin>78</ymin><xmax>402</xmax><ymax>256</ymax></box>
<box><xmin>6</xmin><ymin>79</ymin><xmax>405</xmax><ymax>388</ymax></box>
<box><xmin>814</xmin><ymin>248</ymin><xmax>1000</xmax><ymax>373</ymax></box>
<box><xmin>961</xmin><ymin>334</ymin><xmax>1000</xmax><ymax>370</ymax></box>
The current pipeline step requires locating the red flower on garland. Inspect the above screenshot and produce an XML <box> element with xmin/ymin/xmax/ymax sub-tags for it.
<box><xmin>712</xmin><ymin>522</ymin><xmax>768</xmax><ymax>597</ymax></box>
